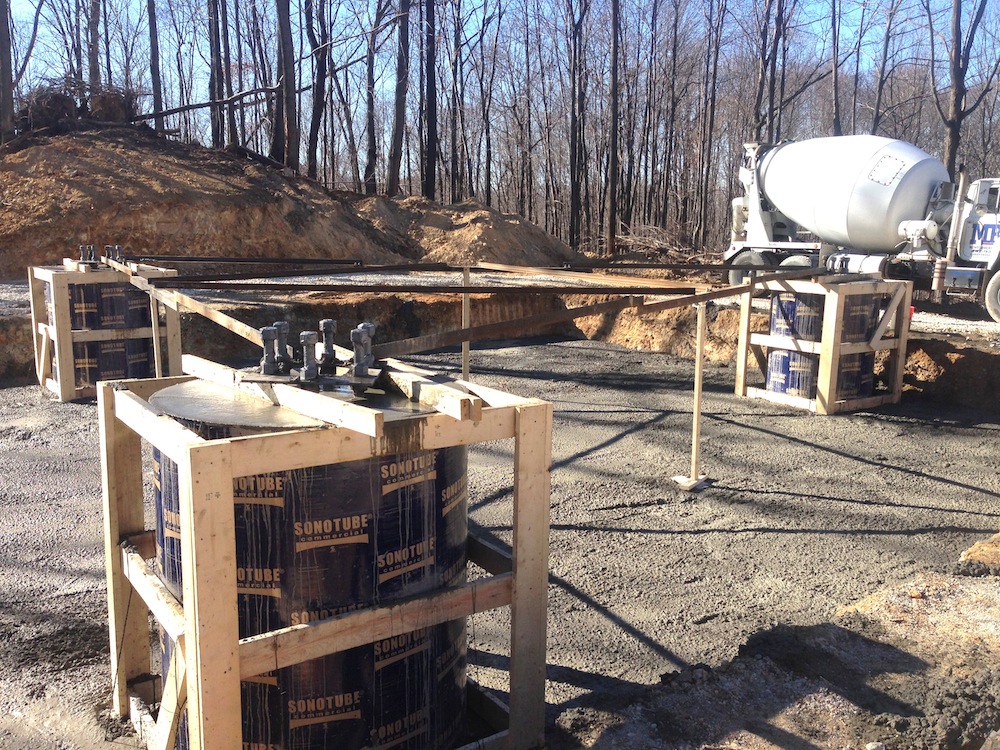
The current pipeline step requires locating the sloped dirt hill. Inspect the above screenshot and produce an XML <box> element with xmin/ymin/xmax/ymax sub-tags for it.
<box><xmin>0</xmin><ymin>125</ymin><xmax>580</xmax><ymax>279</ymax></box>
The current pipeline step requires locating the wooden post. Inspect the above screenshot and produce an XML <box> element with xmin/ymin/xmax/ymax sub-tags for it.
<box><xmin>734</xmin><ymin>285</ymin><xmax>754</xmax><ymax>397</ymax></box>
<box><xmin>508</xmin><ymin>400</ymin><xmax>552</xmax><ymax>749</ymax></box>
<box><xmin>99</xmin><ymin>383</ymin><xmax>151</xmax><ymax>714</ymax></box>
<box><xmin>180</xmin><ymin>442</ymin><xmax>242</xmax><ymax>750</ymax></box>
<box><xmin>50</xmin><ymin>274</ymin><xmax>77</xmax><ymax>402</ymax></box>
<box><xmin>815</xmin><ymin>285</ymin><xmax>847</xmax><ymax>415</ymax></box>
<box><xmin>674</xmin><ymin>304</ymin><xmax>709</xmax><ymax>491</ymax></box>
<box><xmin>462</xmin><ymin>266</ymin><xmax>471</xmax><ymax>380</ymax></box>
<box><xmin>151</xmin><ymin>297</ymin><xmax>165</xmax><ymax>378</ymax></box>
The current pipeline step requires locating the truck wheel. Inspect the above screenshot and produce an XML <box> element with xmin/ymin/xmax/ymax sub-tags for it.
<box><xmin>728</xmin><ymin>251</ymin><xmax>773</xmax><ymax>288</ymax></box>
<box><xmin>985</xmin><ymin>272</ymin><xmax>1000</xmax><ymax>323</ymax></box>
<box><xmin>779</xmin><ymin>254</ymin><xmax>814</xmax><ymax>269</ymax></box>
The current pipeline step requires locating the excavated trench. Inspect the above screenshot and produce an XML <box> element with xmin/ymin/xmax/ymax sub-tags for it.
<box><xmin>3</xmin><ymin>288</ymin><xmax>1000</xmax><ymax>414</ymax></box>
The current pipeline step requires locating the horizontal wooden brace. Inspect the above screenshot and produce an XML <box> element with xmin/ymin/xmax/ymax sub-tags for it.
<box><xmin>182</xmin><ymin>355</ymin><xmax>382</xmax><ymax>437</ymax></box>
<box><xmin>120</xmin><ymin>545</ymin><xmax>186</xmax><ymax>641</ymax></box>
<box><xmin>372</xmin><ymin>296</ymin><xmax>642</xmax><ymax>359</ymax></box>
<box><xmin>384</xmin><ymin>370</ymin><xmax>484</xmax><ymax>421</ymax></box>
<box><xmin>749</xmin><ymin>332</ymin><xmax>900</xmax><ymax>355</ymax></box>
<box><xmin>238</xmin><ymin>573</ymin><xmax>513</xmax><ymax>678</ymax></box>
<box><xmin>111</xmin><ymin>388</ymin><xmax>207</xmax><ymax>464</ymax></box>
<box><xmin>223</xmin><ymin>405</ymin><xmax>517</xmax><ymax>476</ymax></box>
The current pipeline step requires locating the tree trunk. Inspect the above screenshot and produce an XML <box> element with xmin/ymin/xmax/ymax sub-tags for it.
<box><xmin>219</xmin><ymin>0</ymin><xmax>237</xmax><ymax>144</ymax></box>
<box><xmin>364</xmin><ymin>3</ymin><xmax>388</xmax><ymax>195</ymax></box>
<box><xmin>386</xmin><ymin>0</ymin><xmax>410</xmax><ymax>196</ymax></box>
<box><xmin>606</xmin><ymin>0</ymin><xmax>620</xmax><ymax>255</ymax></box>
<box><xmin>276</xmin><ymin>0</ymin><xmax>298</xmax><ymax>168</ymax></box>
<box><xmin>87</xmin><ymin>0</ymin><xmax>100</xmax><ymax>92</ymax></box>
<box><xmin>0</xmin><ymin>0</ymin><xmax>13</xmax><ymax>136</ymax></box>
<box><xmin>207</xmin><ymin>0</ymin><xmax>224</xmax><ymax>146</ymax></box>
<box><xmin>304</xmin><ymin>0</ymin><xmax>329</xmax><ymax>180</ymax></box>
<box><xmin>830</xmin><ymin>0</ymin><xmax>842</xmax><ymax>136</ymax></box>
<box><xmin>146</xmin><ymin>0</ymin><xmax>165</xmax><ymax>131</ymax></box>
<box><xmin>423</xmin><ymin>0</ymin><xmax>437</xmax><ymax>199</ymax></box>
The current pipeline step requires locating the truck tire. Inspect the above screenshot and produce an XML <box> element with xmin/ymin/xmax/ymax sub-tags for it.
<box><xmin>779</xmin><ymin>254</ymin><xmax>814</xmax><ymax>269</ymax></box>
<box><xmin>728</xmin><ymin>251</ymin><xmax>773</xmax><ymax>288</ymax></box>
<box><xmin>985</xmin><ymin>272</ymin><xmax>1000</xmax><ymax>323</ymax></box>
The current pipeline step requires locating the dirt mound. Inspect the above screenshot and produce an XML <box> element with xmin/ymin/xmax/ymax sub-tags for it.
<box><xmin>354</xmin><ymin>195</ymin><xmax>578</xmax><ymax>267</ymax></box>
<box><xmin>0</xmin><ymin>125</ymin><xmax>579</xmax><ymax>278</ymax></box>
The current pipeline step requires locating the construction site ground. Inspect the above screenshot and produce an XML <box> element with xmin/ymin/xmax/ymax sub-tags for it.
<box><xmin>2</xmin><ymin>331</ymin><xmax>1000</xmax><ymax>749</ymax></box>
<box><xmin>2</xmin><ymin>126</ymin><xmax>1000</xmax><ymax>749</ymax></box>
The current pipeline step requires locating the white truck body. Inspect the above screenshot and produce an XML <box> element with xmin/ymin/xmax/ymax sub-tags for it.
<box><xmin>725</xmin><ymin>135</ymin><xmax>1000</xmax><ymax>322</ymax></box>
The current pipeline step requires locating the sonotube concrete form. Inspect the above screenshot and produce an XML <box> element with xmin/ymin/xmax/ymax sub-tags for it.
<box><xmin>150</xmin><ymin>378</ymin><xmax>469</xmax><ymax>749</ymax></box>
<box><xmin>735</xmin><ymin>276</ymin><xmax>912</xmax><ymax>415</ymax></box>
<box><xmin>100</xmin><ymin>354</ymin><xmax>552</xmax><ymax>750</ymax></box>
<box><xmin>28</xmin><ymin>257</ymin><xmax>182</xmax><ymax>401</ymax></box>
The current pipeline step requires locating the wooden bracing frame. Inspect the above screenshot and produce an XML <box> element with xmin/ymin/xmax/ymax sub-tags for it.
<box><xmin>100</xmin><ymin>357</ymin><xmax>553</xmax><ymax>750</ymax></box>
<box><xmin>28</xmin><ymin>259</ymin><xmax>183</xmax><ymax>401</ymax></box>
<box><xmin>735</xmin><ymin>277</ymin><xmax>913</xmax><ymax>415</ymax></box>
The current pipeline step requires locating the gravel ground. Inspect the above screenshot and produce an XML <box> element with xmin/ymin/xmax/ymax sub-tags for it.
<box><xmin>2</xmin><ymin>333</ymin><xmax>999</xmax><ymax>748</ymax></box>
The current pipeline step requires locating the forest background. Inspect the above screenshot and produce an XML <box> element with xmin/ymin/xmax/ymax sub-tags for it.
<box><xmin>0</xmin><ymin>0</ymin><xmax>997</xmax><ymax>255</ymax></box>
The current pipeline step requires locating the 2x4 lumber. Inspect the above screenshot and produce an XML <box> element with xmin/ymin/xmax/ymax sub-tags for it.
<box><xmin>465</xmin><ymin>681</ymin><xmax>511</xmax><ymax>732</ymax></box>
<box><xmin>50</xmin><ymin>274</ymin><xmax>77</xmax><ymax>401</ymax></box>
<box><xmin>750</xmin><ymin>333</ymin><xmax>901</xmax><ymax>356</ymax></box>
<box><xmin>476</xmin><ymin>261</ymin><xmax>705</xmax><ymax>290</ymax></box>
<box><xmin>508</xmin><ymin>401</ymin><xmax>553</xmax><ymax>750</ymax></box>
<box><xmin>868</xmin><ymin>283</ymin><xmax>907</xmax><ymax>348</ymax></box>
<box><xmin>637</xmin><ymin>266</ymin><xmax>823</xmax><ymax>315</ymax></box>
<box><xmin>151</xmin><ymin>636</ymin><xmax>187</xmax><ymax>750</ymax></box>
<box><xmin>120</xmin><ymin>546</ymin><xmax>186</xmax><ymax>642</ymax></box>
<box><xmin>180</xmin><ymin>442</ymin><xmax>242</xmax><ymax>750</ymax></box>
<box><xmin>29</xmin><ymin>272</ymin><xmax>52</xmax><ymax>387</ymax></box>
<box><xmin>815</xmin><ymin>287</ymin><xmax>849</xmax><ymax>416</ymax></box>
<box><xmin>384</xmin><ymin>370</ymin><xmax>484</xmax><ymax>421</ymax></box>
<box><xmin>220</xmin><ymin>404</ymin><xmax>514</xmax><ymax>477</ymax></box>
<box><xmin>238</xmin><ymin>574</ymin><xmax>514</xmax><ymax>678</ymax></box>
<box><xmin>455</xmin><ymin>732</ymin><xmax>509</xmax><ymax>750</ymax></box>
<box><xmin>745</xmin><ymin>386</ymin><xmax>818</xmax><ymax>412</ymax></box>
<box><xmin>749</xmin><ymin>333</ymin><xmax>822</xmax><ymax>355</ymax></box>
<box><xmin>174</xmin><ymin>290</ymin><xmax>264</xmax><ymax>346</ymax></box>
<box><xmin>887</xmin><ymin>281</ymin><xmax>912</xmax><ymax>403</ymax></box>
<box><xmin>372</xmin><ymin>296</ymin><xmax>641</xmax><ymax>359</ymax></box>
<box><xmin>99</xmin><ymin>383</ymin><xmax>152</xmax><ymax>715</ymax></box>
<box><xmin>70</xmin><ymin>326</ymin><xmax>156</xmax><ymax>343</ymax></box>
<box><xmin>112</xmin><ymin>387</ymin><xmax>206</xmax><ymax>464</ymax></box>
<box><xmin>734</xmin><ymin>289</ymin><xmax>754</xmax><ymax>397</ymax></box>
<box><xmin>467</xmin><ymin>527</ymin><xmax>514</xmax><ymax>575</ymax></box>
<box><xmin>181</xmin><ymin>355</ymin><xmax>385</xmax><ymax>438</ymax></box>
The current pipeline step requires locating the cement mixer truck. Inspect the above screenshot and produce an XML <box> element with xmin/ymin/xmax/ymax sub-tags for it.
<box><xmin>724</xmin><ymin>135</ymin><xmax>1000</xmax><ymax>322</ymax></box>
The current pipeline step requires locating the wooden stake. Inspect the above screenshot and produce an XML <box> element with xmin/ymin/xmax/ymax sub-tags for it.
<box><xmin>674</xmin><ymin>303</ymin><xmax>709</xmax><ymax>491</ymax></box>
<box><xmin>462</xmin><ymin>266</ymin><xmax>471</xmax><ymax>380</ymax></box>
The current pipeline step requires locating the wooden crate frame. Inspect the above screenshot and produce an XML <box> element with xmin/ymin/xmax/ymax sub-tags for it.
<box><xmin>28</xmin><ymin>258</ymin><xmax>183</xmax><ymax>401</ymax></box>
<box><xmin>100</xmin><ymin>354</ymin><xmax>553</xmax><ymax>750</ymax></box>
<box><xmin>735</xmin><ymin>276</ymin><xmax>912</xmax><ymax>415</ymax></box>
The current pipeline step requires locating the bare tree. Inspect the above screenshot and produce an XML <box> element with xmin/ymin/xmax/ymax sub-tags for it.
<box><xmin>276</xmin><ymin>0</ymin><xmax>298</xmax><ymax>168</ymax></box>
<box><xmin>422</xmin><ymin>0</ymin><xmax>437</xmax><ymax>198</ymax></box>
<box><xmin>146</xmin><ymin>0</ymin><xmax>164</xmax><ymax>131</ymax></box>
<box><xmin>0</xmin><ymin>0</ymin><xmax>13</xmax><ymax>135</ymax></box>
<box><xmin>386</xmin><ymin>0</ymin><xmax>410</xmax><ymax>195</ymax></box>
<box><xmin>924</xmin><ymin>0</ymin><xmax>1000</xmax><ymax>178</ymax></box>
